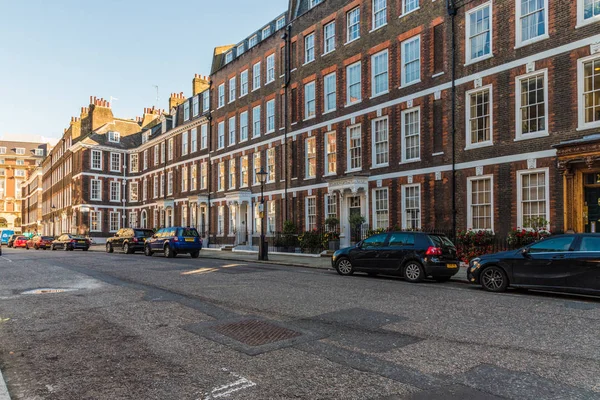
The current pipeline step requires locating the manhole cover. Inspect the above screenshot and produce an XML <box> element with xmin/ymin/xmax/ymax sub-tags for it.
<box><xmin>212</xmin><ymin>319</ymin><xmax>301</xmax><ymax>346</ymax></box>
<box><xmin>21</xmin><ymin>288</ymin><xmax>77</xmax><ymax>295</ymax></box>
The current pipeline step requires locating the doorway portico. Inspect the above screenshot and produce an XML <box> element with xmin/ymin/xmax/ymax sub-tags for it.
<box><xmin>225</xmin><ymin>190</ymin><xmax>252</xmax><ymax>246</ymax></box>
<box><xmin>328</xmin><ymin>175</ymin><xmax>370</xmax><ymax>248</ymax></box>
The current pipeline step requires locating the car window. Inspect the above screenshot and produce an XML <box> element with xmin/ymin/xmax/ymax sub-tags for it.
<box><xmin>388</xmin><ymin>233</ymin><xmax>415</xmax><ymax>246</ymax></box>
<box><xmin>579</xmin><ymin>237</ymin><xmax>600</xmax><ymax>252</ymax></box>
<box><xmin>43</xmin><ymin>236</ymin><xmax>53</xmax><ymax>240</ymax></box>
<box><xmin>428</xmin><ymin>234</ymin><xmax>455</xmax><ymax>248</ymax></box>
<box><xmin>362</xmin><ymin>234</ymin><xmax>387</xmax><ymax>248</ymax></box>
<box><xmin>179</xmin><ymin>228</ymin><xmax>199</xmax><ymax>237</ymax></box>
<box><xmin>135</xmin><ymin>230</ymin><xmax>154</xmax><ymax>237</ymax></box>
<box><xmin>529</xmin><ymin>236</ymin><xmax>574</xmax><ymax>253</ymax></box>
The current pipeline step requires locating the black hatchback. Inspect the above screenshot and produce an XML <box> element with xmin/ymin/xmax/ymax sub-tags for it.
<box><xmin>106</xmin><ymin>228</ymin><xmax>155</xmax><ymax>254</ymax></box>
<box><xmin>467</xmin><ymin>233</ymin><xmax>600</xmax><ymax>295</ymax></box>
<box><xmin>332</xmin><ymin>232</ymin><xmax>460</xmax><ymax>282</ymax></box>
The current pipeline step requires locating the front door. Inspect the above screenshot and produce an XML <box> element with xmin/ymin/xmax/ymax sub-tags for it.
<box><xmin>513</xmin><ymin>235</ymin><xmax>576</xmax><ymax>287</ymax></box>
<box><xmin>585</xmin><ymin>185</ymin><xmax>600</xmax><ymax>233</ymax></box>
<box><xmin>348</xmin><ymin>196</ymin><xmax>362</xmax><ymax>243</ymax></box>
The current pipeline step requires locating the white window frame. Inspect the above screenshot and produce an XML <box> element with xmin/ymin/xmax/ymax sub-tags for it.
<box><xmin>304</xmin><ymin>81</ymin><xmax>316</xmax><ymax>120</ymax></box>
<box><xmin>225</xmin><ymin>51</ymin><xmax>233</xmax><ymax>64</ymax></box>
<box><xmin>578</xmin><ymin>54</ymin><xmax>600</xmax><ymax>130</ymax></box>
<box><xmin>266</xmin><ymin>100</ymin><xmax>275</xmax><ymax>133</ymax></box>
<box><xmin>203</xmin><ymin>91</ymin><xmax>210</xmax><ymax>112</ymax></box>
<box><xmin>517</xmin><ymin>167</ymin><xmax>550</xmax><ymax>230</ymax></box>
<box><xmin>346</xmin><ymin>61</ymin><xmax>362</xmax><ymax>105</ymax></box>
<box><xmin>324</xmin><ymin>131</ymin><xmax>337</xmax><ymax>176</ymax></box>
<box><xmin>167</xmin><ymin>171</ymin><xmax>173</xmax><ymax>195</ymax></box>
<box><xmin>305</xmin><ymin>136</ymin><xmax>317</xmax><ymax>179</ymax></box>
<box><xmin>467</xmin><ymin>175</ymin><xmax>494</xmax><ymax>231</ymax></box>
<box><xmin>110</xmin><ymin>181</ymin><xmax>121</xmax><ymax>202</ymax></box>
<box><xmin>253</xmin><ymin>62</ymin><xmax>261</xmax><ymax>91</ymax></box>
<box><xmin>90</xmin><ymin>179</ymin><xmax>102</xmax><ymax>201</ymax></box>
<box><xmin>371</xmin><ymin>49</ymin><xmax>389</xmax><ymax>97</ymax></box>
<box><xmin>218</xmin><ymin>84</ymin><xmax>225</xmax><ymax>108</ymax></box>
<box><xmin>229</xmin><ymin>116</ymin><xmax>236</xmax><ymax>146</ymax></box>
<box><xmin>346</xmin><ymin>7</ymin><xmax>361</xmax><ymax>44</ymax></box>
<box><xmin>218</xmin><ymin>122</ymin><xmax>225</xmax><ymax>149</ymax></box>
<box><xmin>252</xmin><ymin>106</ymin><xmax>261</xmax><ymax>138</ymax></box>
<box><xmin>253</xmin><ymin>153</ymin><xmax>261</xmax><ymax>186</ymax></box>
<box><xmin>372</xmin><ymin>0</ymin><xmax>387</xmax><ymax>30</ymax></box>
<box><xmin>91</xmin><ymin>150</ymin><xmax>102</xmax><ymax>170</ymax></box>
<box><xmin>240</xmin><ymin>156</ymin><xmax>249</xmax><ymax>188</ymax></box>
<box><xmin>323</xmin><ymin>21</ymin><xmax>336</xmax><ymax>54</ymax></box>
<box><xmin>191</xmin><ymin>128</ymin><xmax>198</xmax><ymax>152</ymax></box>
<box><xmin>346</xmin><ymin>124</ymin><xmax>362</xmax><ymax>172</ymax></box>
<box><xmin>237</xmin><ymin>43</ymin><xmax>245</xmax><ymax>55</ymax></box>
<box><xmin>401</xmin><ymin>183</ymin><xmax>421</xmax><ymax>230</ymax></box>
<box><xmin>372</xmin><ymin>117</ymin><xmax>389</xmax><ymax>167</ymax></box>
<box><xmin>324</xmin><ymin>72</ymin><xmax>337</xmax><ymax>113</ymax></box>
<box><xmin>577</xmin><ymin>0</ymin><xmax>600</xmax><ymax>27</ymax></box>
<box><xmin>201</xmin><ymin>162</ymin><xmax>208</xmax><ymax>190</ymax></box>
<box><xmin>466</xmin><ymin>85</ymin><xmax>493</xmax><ymax>150</ymax></box>
<box><xmin>130</xmin><ymin>182</ymin><xmax>139</xmax><ymax>202</ymax></box>
<box><xmin>229</xmin><ymin>159</ymin><xmax>236</xmax><ymax>189</ymax></box>
<box><xmin>266</xmin><ymin>54</ymin><xmax>275</xmax><ymax>83</ymax></box>
<box><xmin>515</xmin><ymin>0</ymin><xmax>549</xmax><ymax>47</ymax></box>
<box><xmin>402</xmin><ymin>0</ymin><xmax>419</xmax><ymax>16</ymax></box>
<box><xmin>267</xmin><ymin>148</ymin><xmax>275</xmax><ymax>183</ymax></box>
<box><xmin>465</xmin><ymin>2</ymin><xmax>493</xmax><ymax>65</ymax></box>
<box><xmin>153</xmin><ymin>176</ymin><xmax>159</xmax><ymax>198</ymax></box>
<box><xmin>130</xmin><ymin>153</ymin><xmax>139</xmax><ymax>173</ymax></box>
<box><xmin>401</xmin><ymin>35</ymin><xmax>421</xmax><ymax>87</ymax></box>
<box><xmin>515</xmin><ymin>69</ymin><xmax>549</xmax><ymax>140</ymax></box>
<box><xmin>191</xmin><ymin>164</ymin><xmax>197</xmax><ymax>191</ymax></box>
<box><xmin>184</xmin><ymin>101</ymin><xmax>190</xmax><ymax>121</ymax></box>
<box><xmin>90</xmin><ymin>211</ymin><xmax>101</xmax><ymax>232</ymax></box>
<box><xmin>193</xmin><ymin>95</ymin><xmax>199</xmax><ymax>117</ymax></box>
<box><xmin>401</xmin><ymin>107</ymin><xmax>421</xmax><ymax>163</ymax></box>
<box><xmin>201</xmin><ymin>124</ymin><xmax>208</xmax><ymax>149</ymax></box>
<box><xmin>240</xmin><ymin>70</ymin><xmax>249</xmax><ymax>97</ymax></box>
<box><xmin>108</xmin><ymin>131</ymin><xmax>120</xmax><ymax>143</ymax></box>
<box><xmin>372</xmin><ymin>188</ymin><xmax>389</xmax><ymax>230</ymax></box>
<box><xmin>249</xmin><ymin>35</ymin><xmax>258</xmax><ymax>48</ymax></box>
<box><xmin>110</xmin><ymin>152</ymin><xmax>121</xmax><ymax>172</ymax></box>
<box><xmin>240</xmin><ymin>111</ymin><xmax>249</xmax><ymax>141</ymax></box>
<box><xmin>182</xmin><ymin>131</ymin><xmax>189</xmax><ymax>156</ymax></box>
<box><xmin>181</xmin><ymin>166</ymin><xmax>188</xmax><ymax>192</ymax></box>
<box><xmin>218</xmin><ymin>162</ymin><xmax>225</xmax><ymax>191</ymax></box>
<box><xmin>168</xmin><ymin>138</ymin><xmax>174</xmax><ymax>160</ymax></box>
<box><xmin>229</xmin><ymin>77</ymin><xmax>236</xmax><ymax>103</ymax></box>
<box><xmin>305</xmin><ymin>33</ymin><xmax>315</xmax><ymax>64</ymax></box>
<box><xmin>276</xmin><ymin>16</ymin><xmax>286</xmax><ymax>30</ymax></box>
<box><xmin>109</xmin><ymin>211</ymin><xmax>120</xmax><ymax>232</ymax></box>
<box><xmin>305</xmin><ymin>196</ymin><xmax>317</xmax><ymax>231</ymax></box>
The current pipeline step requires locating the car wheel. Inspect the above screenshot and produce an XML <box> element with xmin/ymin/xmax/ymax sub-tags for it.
<box><xmin>63</xmin><ymin>244</ymin><xmax>69</xmax><ymax>251</ymax></box>
<box><xmin>190</xmin><ymin>250</ymin><xmax>200</xmax><ymax>259</ymax></box>
<box><xmin>434</xmin><ymin>276</ymin><xmax>452</xmax><ymax>283</ymax></box>
<box><xmin>123</xmin><ymin>243</ymin><xmax>132</xmax><ymax>254</ymax></box>
<box><xmin>335</xmin><ymin>258</ymin><xmax>354</xmax><ymax>276</ymax></box>
<box><xmin>34</xmin><ymin>244</ymin><xmax>38</xmax><ymax>250</ymax></box>
<box><xmin>106</xmin><ymin>243</ymin><xmax>114</xmax><ymax>253</ymax></box>
<box><xmin>144</xmin><ymin>245</ymin><xmax>153</xmax><ymax>257</ymax></box>
<box><xmin>51</xmin><ymin>245</ymin><xmax>56</xmax><ymax>251</ymax></box>
<box><xmin>83</xmin><ymin>247</ymin><xmax>88</xmax><ymax>251</ymax></box>
<box><xmin>404</xmin><ymin>262</ymin><xmax>425</xmax><ymax>283</ymax></box>
<box><xmin>25</xmin><ymin>245</ymin><xmax>29</xmax><ymax>250</ymax></box>
<box><xmin>480</xmin><ymin>266</ymin><xmax>509</xmax><ymax>292</ymax></box>
<box><xmin>164</xmin><ymin>245</ymin><xmax>175</xmax><ymax>258</ymax></box>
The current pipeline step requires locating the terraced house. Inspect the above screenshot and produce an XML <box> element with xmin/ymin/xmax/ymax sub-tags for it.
<box><xmin>35</xmin><ymin>0</ymin><xmax>600</xmax><ymax>246</ymax></box>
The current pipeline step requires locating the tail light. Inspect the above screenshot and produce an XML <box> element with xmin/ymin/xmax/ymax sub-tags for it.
<box><xmin>132</xmin><ymin>238</ymin><xmax>138</xmax><ymax>243</ymax></box>
<box><xmin>425</xmin><ymin>246</ymin><xmax>443</xmax><ymax>256</ymax></box>
<box><xmin>70</xmin><ymin>239</ymin><xmax>77</xmax><ymax>244</ymax></box>
<box><xmin>172</xmin><ymin>237</ymin><xmax>179</xmax><ymax>242</ymax></box>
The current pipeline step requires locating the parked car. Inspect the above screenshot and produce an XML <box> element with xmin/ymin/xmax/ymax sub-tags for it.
<box><xmin>144</xmin><ymin>227</ymin><xmax>202</xmax><ymax>258</ymax></box>
<box><xmin>331</xmin><ymin>232</ymin><xmax>460</xmax><ymax>282</ymax></box>
<box><xmin>27</xmin><ymin>235</ymin><xmax>54</xmax><ymax>250</ymax></box>
<box><xmin>106</xmin><ymin>228</ymin><xmax>155</xmax><ymax>254</ymax></box>
<box><xmin>467</xmin><ymin>233</ymin><xmax>600</xmax><ymax>295</ymax></box>
<box><xmin>1</xmin><ymin>230</ymin><xmax>15</xmax><ymax>245</ymax></box>
<box><xmin>13</xmin><ymin>236</ymin><xmax>28</xmax><ymax>249</ymax></box>
<box><xmin>7</xmin><ymin>234</ymin><xmax>19</xmax><ymax>248</ymax></box>
<box><xmin>51</xmin><ymin>234</ymin><xmax>90</xmax><ymax>251</ymax></box>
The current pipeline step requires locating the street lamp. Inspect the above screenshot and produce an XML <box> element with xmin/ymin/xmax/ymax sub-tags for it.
<box><xmin>256</xmin><ymin>166</ymin><xmax>268</xmax><ymax>261</ymax></box>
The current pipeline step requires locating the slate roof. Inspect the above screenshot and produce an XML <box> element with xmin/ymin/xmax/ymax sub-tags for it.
<box><xmin>0</xmin><ymin>141</ymin><xmax>48</xmax><ymax>157</ymax></box>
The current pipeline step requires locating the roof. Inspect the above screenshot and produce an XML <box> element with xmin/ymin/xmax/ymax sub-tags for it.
<box><xmin>553</xmin><ymin>134</ymin><xmax>600</xmax><ymax>148</ymax></box>
<box><xmin>0</xmin><ymin>141</ymin><xmax>48</xmax><ymax>157</ymax></box>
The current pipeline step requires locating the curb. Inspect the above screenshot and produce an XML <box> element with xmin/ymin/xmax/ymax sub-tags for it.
<box><xmin>0</xmin><ymin>368</ymin><xmax>10</xmax><ymax>400</ymax></box>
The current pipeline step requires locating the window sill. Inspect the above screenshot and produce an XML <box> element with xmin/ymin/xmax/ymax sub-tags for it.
<box><xmin>322</xmin><ymin>49</ymin><xmax>335</xmax><ymax>57</ymax></box>
<box><xmin>514</xmin><ymin>132</ymin><xmax>549</xmax><ymax>141</ymax></box>
<box><xmin>369</xmin><ymin>23</ymin><xmax>387</xmax><ymax>33</ymax></box>
<box><xmin>344</xmin><ymin>37</ymin><xmax>360</xmax><ymax>46</ymax></box>
<box><xmin>303</xmin><ymin>59</ymin><xmax>315</xmax><ymax>67</ymax></box>
<box><xmin>399</xmin><ymin>7</ymin><xmax>420</xmax><ymax>19</ymax></box>
<box><xmin>239</xmin><ymin>139</ymin><xmax>248</xmax><ymax>143</ymax></box>
<box><xmin>323</xmin><ymin>173</ymin><xmax>337</xmax><ymax>178</ymax></box>
<box><xmin>432</xmin><ymin>152</ymin><xmax>444</xmax><ymax>156</ymax></box>
<box><xmin>399</xmin><ymin>80</ymin><xmax>420</xmax><ymax>89</ymax></box>
<box><xmin>291</xmin><ymin>122</ymin><xmax>298</xmax><ymax>126</ymax></box>
<box><xmin>217</xmin><ymin>105</ymin><xmax>224</xmax><ymax>110</ymax></box>
<box><xmin>303</xmin><ymin>116</ymin><xmax>316</xmax><ymax>122</ymax></box>
<box><xmin>514</xmin><ymin>34</ymin><xmax>549</xmax><ymax>49</ymax></box>
<box><xmin>345</xmin><ymin>169</ymin><xmax>362</xmax><ymax>174</ymax></box>
<box><xmin>464</xmin><ymin>53</ymin><xmax>493</xmax><ymax>67</ymax></box>
<box><xmin>290</xmin><ymin>68</ymin><xmax>297</xmax><ymax>73</ymax></box>
<box><xmin>371</xmin><ymin>164</ymin><xmax>389</xmax><ymax>170</ymax></box>
<box><xmin>432</xmin><ymin>71</ymin><xmax>445</xmax><ymax>78</ymax></box>
<box><xmin>228</xmin><ymin>100</ymin><xmax>235</xmax><ymax>105</ymax></box>
<box><xmin>465</xmin><ymin>142</ymin><xmax>494</xmax><ymax>151</ymax></box>
<box><xmin>400</xmin><ymin>159</ymin><xmax>421</xmax><ymax>165</ymax></box>
<box><xmin>577</xmin><ymin>122</ymin><xmax>600</xmax><ymax>131</ymax></box>
<box><xmin>265</xmin><ymin>79</ymin><xmax>275</xmax><ymax>85</ymax></box>
<box><xmin>252</xmin><ymin>135</ymin><xmax>261</xmax><ymax>140</ymax></box>
<box><xmin>576</xmin><ymin>17</ymin><xmax>600</xmax><ymax>29</ymax></box>
<box><xmin>345</xmin><ymin>100</ymin><xmax>362</xmax><ymax>108</ymax></box>
<box><xmin>370</xmin><ymin>90</ymin><xmax>389</xmax><ymax>99</ymax></box>
<box><xmin>322</xmin><ymin>109</ymin><xmax>336</xmax><ymax>115</ymax></box>
<box><xmin>239</xmin><ymin>93</ymin><xmax>248</xmax><ymax>99</ymax></box>
<box><xmin>252</xmin><ymin>87</ymin><xmax>261</xmax><ymax>93</ymax></box>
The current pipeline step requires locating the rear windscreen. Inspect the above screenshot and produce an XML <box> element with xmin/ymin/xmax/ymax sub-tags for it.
<box><xmin>428</xmin><ymin>235</ymin><xmax>455</xmax><ymax>248</ymax></box>
<box><xmin>179</xmin><ymin>228</ymin><xmax>199</xmax><ymax>237</ymax></box>
<box><xmin>135</xmin><ymin>230</ymin><xmax>154</xmax><ymax>237</ymax></box>
<box><xmin>42</xmin><ymin>237</ymin><xmax>54</xmax><ymax>240</ymax></box>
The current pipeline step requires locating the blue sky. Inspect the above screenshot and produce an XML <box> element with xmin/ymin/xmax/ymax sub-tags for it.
<box><xmin>0</xmin><ymin>0</ymin><xmax>288</xmax><ymax>143</ymax></box>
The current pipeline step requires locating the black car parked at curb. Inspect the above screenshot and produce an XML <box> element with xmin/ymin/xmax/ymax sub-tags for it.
<box><xmin>106</xmin><ymin>228</ymin><xmax>155</xmax><ymax>254</ymax></box>
<box><xmin>51</xmin><ymin>234</ymin><xmax>90</xmax><ymax>251</ymax></box>
<box><xmin>332</xmin><ymin>232</ymin><xmax>460</xmax><ymax>282</ymax></box>
<box><xmin>7</xmin><ymin>234</ymin><xmax>19</xmax><ymax>248</ymax></box>
<box><xmin>468</xmin><ymin>233</ymin><xmax>600</xmax><ymax>295</ymax></box>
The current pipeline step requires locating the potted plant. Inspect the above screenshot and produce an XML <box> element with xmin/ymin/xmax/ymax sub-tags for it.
<box><xmin>324</xmin><ymin>217</ymin><xmax>340</xmax><ymax>250</ymax></box>
<box><xmin>348</xmin><ymin>214</ymin><xmax>366</xmax><ymax>244</ymax></box>
<box><xmin>281</xmin><ymin>220</ymin><xmax>300</xmax><ymax>252</ymax></box>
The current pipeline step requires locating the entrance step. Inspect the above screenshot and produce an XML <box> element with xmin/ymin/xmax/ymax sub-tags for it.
<box><xmin>221</xmin><ymin>245</ymin><xmax>235</xmax><ymax>252</ymax></box>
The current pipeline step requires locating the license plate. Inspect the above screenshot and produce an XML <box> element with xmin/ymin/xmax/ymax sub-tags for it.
<box><xmin>78</xmin><ymin>241</ymin><xmax>85</xmax><ymax>244</ymax></box>
<box><xmin>185</xmin><ymin>238</ymin><xmax>195</xmax><ymax>242</ymax></box>
<box><xmin>447</xmin><ymin>264</ymin><xmax>458</xmax><ymax>269</ymax></box>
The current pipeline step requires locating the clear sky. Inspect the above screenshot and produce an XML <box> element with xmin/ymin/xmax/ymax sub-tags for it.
<box><xmin>0</xmin><ymin>0</ymin><xmax>288</xmax><ymax>144</ymax></box>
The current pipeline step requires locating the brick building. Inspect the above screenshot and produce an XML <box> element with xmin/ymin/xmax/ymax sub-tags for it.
<box><xmin>0</xmin><ymin>141</ymin><xmax>48</xmax><ymax>233</ymax></box>
<box><xmin>21</xmin><ymin>168</ymin><xmax>43</xmax><ymax>233</ymax></box>
<box><xmin>36</xmin><ymin>0</ymin><xmax>600</xmax><ymax>247</ymax></box>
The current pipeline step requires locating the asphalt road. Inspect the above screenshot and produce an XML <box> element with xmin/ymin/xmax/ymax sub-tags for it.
<box><xmin>0</xmin><ymin>247</ymin><xmax>599</xmax><ymax>400</ymax></box>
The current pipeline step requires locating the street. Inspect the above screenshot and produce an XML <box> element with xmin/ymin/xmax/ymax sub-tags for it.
<box><xmin>0</xmin><ymin>248</ymin><xmax>599</xmax><ymax>400</ymax></box>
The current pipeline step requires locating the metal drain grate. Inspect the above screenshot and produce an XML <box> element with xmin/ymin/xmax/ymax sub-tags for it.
<box><xmin>212</xmin><ymin>319</ymin><xmax>301</xmax><ymax>346</ymax></box>
<box><xmin>21</xmin><ymin>288</ymin><xmax>77</xmax><ymax>295</ymax></box>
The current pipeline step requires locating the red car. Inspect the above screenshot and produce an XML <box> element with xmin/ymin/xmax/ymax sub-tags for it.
<box><xmin>26</xmin><ymin>235</ymin><xmax>54</xmax><ymax>250</ymax></box>
<box><xmin>13</xmin><ymin>236</ymin><xmax>28</xmax><ymax>249</ymax></box>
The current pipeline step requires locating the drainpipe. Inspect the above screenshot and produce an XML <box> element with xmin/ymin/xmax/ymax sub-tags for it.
<box><xmin>283</xmin><ymin>25</ymin><xmax>292</xmax><ymax>222</ymax></box>
<box><xmin>447</xmin><ymin>0</ymin><xmax>457</xmax><ymax>241</ymax></box>
<box><xmin>207</xmin><ymin>83</ymin><xmax>213</xmax><ymax>242</ymax></box>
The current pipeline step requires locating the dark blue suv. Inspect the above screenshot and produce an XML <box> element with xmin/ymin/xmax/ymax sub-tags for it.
<box><xmin>144</xmin><ymin>227</ymin><xmax>202</xmax><ymax>258</ymax></box>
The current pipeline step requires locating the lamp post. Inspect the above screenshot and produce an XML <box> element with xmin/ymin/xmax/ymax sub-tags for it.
<box><xmin>256</xmin><ymin>166</ymin><xmax>268</xmax><ymax>261</ymax></box>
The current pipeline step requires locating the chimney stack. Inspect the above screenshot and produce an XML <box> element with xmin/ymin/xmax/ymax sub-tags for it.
<box><xmin>169</xmin><ymin>92</ymin><xmax>187</xmax><ymax>111</ymax></box>
<box><xmin>192</xmin><ymin>74</ymin><xmax>210</xmax><ymax>96</ymax></box>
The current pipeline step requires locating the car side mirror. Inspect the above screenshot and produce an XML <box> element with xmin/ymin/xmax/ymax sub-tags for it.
<box><xmin>521</xmin><ymin>248</ymin><xmax>531</xmax><ymax>258</ymax></box>
<box><xmin>152</xmin><ymin>235</ymin><xmax>157</xmax><ymax>239</ymax></box>
<box><xmin>356</xmin><ymin>241</ymin><xmax>363</xmax><ymax>249</ymax></box>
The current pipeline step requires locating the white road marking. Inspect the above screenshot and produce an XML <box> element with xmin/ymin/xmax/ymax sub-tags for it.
<box><xmin>204</xmin><ymin>372</ymin><xmax>256</xmax><ymax>399</ymax></box>
<box><xmin>0</xmin><ymin>257</ymin><xmax>12</xmax><ymax>263</ymax></box>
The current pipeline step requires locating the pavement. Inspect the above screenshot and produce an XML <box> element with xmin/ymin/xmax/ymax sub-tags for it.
<box><xmin>0</xmin><ymin>247</ymin><xmax>599</xmax><ymax>399</ymax></box>
<box><xmin>88</xmin><ymin>245</ymin><xmax>471</xmax><ymax>282</ymax></box>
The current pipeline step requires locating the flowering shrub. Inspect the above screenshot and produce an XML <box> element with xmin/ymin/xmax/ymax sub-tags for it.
<box><xmin>298</xmin><ymin>229</ymin><xmax>324</xmax><ymax>253</ymax></box>
<box><xmin>507</xmin><ymin>228</ymin><xmax>551</xmax><ymax>248</ymax></box>
<box><xmin>455</xmin><ymin>230</ymin><xmax>496</xmax><ymax>263</ymax></box>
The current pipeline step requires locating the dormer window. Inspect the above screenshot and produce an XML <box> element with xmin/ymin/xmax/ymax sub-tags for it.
<box><xmin>34</xmin><ymin>149</ymin><xmax>44</xmax><ymax>156</ymax></box>
<box><xmin>249</xmin><ymin>35</ymin><xmax>258</xmax><ymax>48</ymax></box>
<box><xmin>309</xmin><ymin>0</ymin><xmax>323</xmax><ymax>8</ymax></box>
<box><xmin>162</xmin><ymin>119</ymin><xmax>167</xmax><ymax>133</ymax></box>
<box><xmin>262</xmin><ymin>26</ymin><xmax>271</xmax><ymax>39</ymax></box>
<box><xmin>237</xmin><ymin>43</ymin><xmax>245</xmax><ymax>56</ymax></box>
<box><xmin>276</xmin><ymin>16</ymin><xmax>286</xmax><ymax>30</ymax></box>
<box><xmin>0</xmin><ymin>148</ymin><xmax>5</xmax><ymax>155</ymax></box>
<box><xmin>225</xmin><ymin>51</ymin><xmax>233</xmax><ymax>64</ymax></box>
<box><xmin>15</xmin><ymin>148</ymin><xmax>25</xmax><ymax>155</ymax></box>
<box><xmin>108</xmin><ymin>131</ymin><xmax>120</xmax><ymax>143</ymax></box>
<box><xmin>142</xmin><ymin>131</ymin><xmax>150</xmax><ymax>144</ymax></box>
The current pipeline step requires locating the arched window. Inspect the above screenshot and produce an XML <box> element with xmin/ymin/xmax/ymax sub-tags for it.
<box><xmin>140</xmin><ymin>210</ymin><xmax>147</xmax><ymax>229</ymax></box>
<box><xmin>0</xmin><ymin>218</ymin><xmax>7</xmax><ymax>228</ymax></box>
